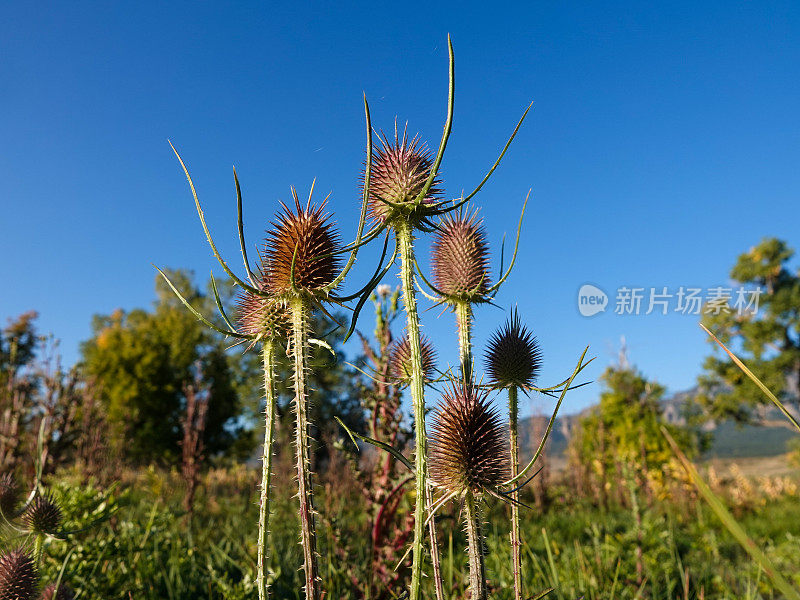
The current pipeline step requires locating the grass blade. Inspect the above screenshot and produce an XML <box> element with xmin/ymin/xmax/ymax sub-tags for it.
<box><xmin>662</xmin><ymin>426</ymin><xmax>800</xmax><ymax>600</ymax></box>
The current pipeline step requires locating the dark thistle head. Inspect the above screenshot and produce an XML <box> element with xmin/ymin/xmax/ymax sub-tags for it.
<box><xmin>485</xmin><ymin>309</ymin><xmax>541</xmax><ymax>389</ymax></box>
<box><xmin>431</xmin><ymin>207</ymin><xmax>491</xmax><ymax>301</ymax></box>
<box><xmin>0</xmin><ymin>473</ymin><xmax>19</xmax><ymax>518</ymax></box>
<box><xmin>0</xmin><ymin>549</ymin><xmax>38</xmax><ymax>600</ymax></box>
<box><xmin>40</xmin><ymin>583</ymin><xmax>75</xmax><ymax>600</ymax></box>
<box><xmin>429</xmin><ymin>381</ymin><xmax>509</xmax><ymax>497</ymax></box>
<box><xmin>388</xmin><ymin>334</ymin><xmax>437</xmax><ymax>384</ymax></box>
<box><xmin>235</xmin><ymin>274</ymin><xmax>288</xmax><ymax>343</ymax></box>
<box><xmin>262</xmin><ymin>190</ymin><xmax>342</xmax><ymax>299</ymax></box>
<box><xmin>365</xmin><ymin>127</ymin><xmax>442</xmax><ymax>225</ymax></box>
<box><xmin>22</xmin><ymin>493</ymin><xmax>61</xmax><ymax>536</ymax></box>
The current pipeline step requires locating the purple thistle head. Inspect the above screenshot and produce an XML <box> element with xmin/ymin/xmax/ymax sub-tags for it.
<box><xmin>431</xmin><ymin>208</ymin><xmax>491</xmax><ymax>301</ymax></box>
<box><xmin>0</xmin><ymin>549</ymin><xmax>38</xmax><ymax>600</ymax></box>
<box><xmin>429</xmin><ymin>381</ymin><xmax>510</xmax><ymax>496</ymax></box>
<box><xmin>365</xmin><ymin>127</ymin><xmax>442</xmax><ymax>224</ymax></box>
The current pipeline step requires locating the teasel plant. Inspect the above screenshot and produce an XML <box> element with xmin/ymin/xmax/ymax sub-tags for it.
<box><xmin>485</xmin><ymin>309</ymin><xmax>542</xmax><ymax>600</ymax></box>
<box><xmin>0</xmin><ymin>547</ymin><xmax>38</xmax><ymax>600</ymax></box>
<box><xmin>338</xmin><ymin>35</ymin><xmax>533</xmax><ymax>599</ymax></box>
<box><xmin>421</xmin><ymin>199</ymin><xmax>528</xmax><ymax>381</ymax></box>
<box><xmin>0</xmin><ymin>426</ymin><xmax>111</xmax><ymax>598</ymax></box>
<box><xmin>428</xmin><ymin>380</ymin><xmax>509</xmax><ymax>600</ymax></box>
<box><xmin>162</xmin><ymin>98</ymin><xmax>386</xmax><ymax>597</ymax></box>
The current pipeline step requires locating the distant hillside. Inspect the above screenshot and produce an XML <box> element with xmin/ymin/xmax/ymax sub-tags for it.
<box><xmin>519</xmin><ymin>388</ymin><xmax>798</xmax><ymax>462</ymax></box>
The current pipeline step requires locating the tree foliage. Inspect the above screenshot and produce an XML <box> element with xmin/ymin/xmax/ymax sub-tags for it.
<box><xmin>570</xmin><ymin>365</ymin><xmax>697</xmax><ymax>490</ymax></box>
<box><xmin>81</xmin><ymin>270</ymin><xmax>241</xmax><ymax>462</ymax></box>
<box><xmin>80</xmin><ymin>269</ymin><xmax>365</xmax><ymax>465</ymax></box>
<box><xmin>699</xmin><ymin>238</ymin><xmax>800</xmax><ymax>422</ymax></box>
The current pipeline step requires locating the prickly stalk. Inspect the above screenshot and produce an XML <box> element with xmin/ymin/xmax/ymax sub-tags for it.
<box><xmin>508</xmin><ymin>385</ymin><xmax>522</xmax><ymax>600</ymax></box>
<box><xmin>464</xmin><ymin>491</ymin><xmax>487</xmax><ymax>600</ymax></box>
<box><xmin>455</xmin><ymin>301</ymin><xmax>473</xmax><ymax>381</ymax></box>
<box><xmin>395</xmin><ymin>220</ymin><xmax>429</xmax><ymax>600</ymax></box>
<box><xmin>257</xmin><ymin>339</ymin><xmax>277</xmax><ymax>600</ymax></box>
<box><xmin>290</xmin><ymin>297</ymin><xmax>320</xmax><ymax>600</ymax></box>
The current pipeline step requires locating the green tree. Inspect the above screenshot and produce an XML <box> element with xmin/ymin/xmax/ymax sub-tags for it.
<box><xmin>81</xmin><ymin>270</ymin><xmax>241</xmax><ymax>462</ymax></box>
<box><xmin>570</xmin><ymin>364</ymin><xmax>696</xmax><ymax>492</ymax></box>
<box><xmin>82</xmin><ymin>270</ymin><xmax>365</xmax><ymax>465</ymax></box>
<box><xmin>0</xmin><ymin>311</ymin><xmax>39</xmax><ymax>375</ymax></box>
<box><xmin>699</xmin><ymin>238</ymin><xmax>800</xmax><ymax>422</ymax></box>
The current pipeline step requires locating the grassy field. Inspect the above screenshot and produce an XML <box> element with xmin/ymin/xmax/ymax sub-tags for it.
<box><xmin>22</xmin><ymin>453</ymin><xmax>800</xmax><ymax>600</ymax></box>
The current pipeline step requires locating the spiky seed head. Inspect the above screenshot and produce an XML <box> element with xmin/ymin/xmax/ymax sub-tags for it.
<box><xmin>0</xmin><ymin>473</ymin><xmax>19</xmax><ymax>518</ymax></box>
<box><xmin>485</xmin><ymin>309</ymin><xmax>541</xmax><ymax>389</ymax></box>
<box><xmin>0</xmin><ymin>549</ymin><xmax>38</xmax><ymax>600</ymax></box>
<box><xmin>388</xmin><ymin>334</ymin><xmax>437</xmax><ymax>384</ymax></box>
<box><xmin>429</xmin><ymin>382</ymin><xmax>510</xmax><ymax>496</ymax></box>
<box><xmin>40</xmin><ymin>584</ymin><xmax>75</xmax><ymax>600</ymax></box>
<box><xmin>235</xmin><ymin>276</ymin><xmax>288</xmax><ymax>341</ymax></box>
<box><xmin>22</xmin><ymin>494</ymin><xmax>61</xmax><ymax>535</ymax></box>
<box><xmin>262</xmin><ymin>193</ymin><xmax>342</xmax><ymax>297</ymax></box>
<box><xmin>365</xmin><ymin>129</ymin><xmax>442</xmax><ymax>223</ymax></box>
<box><xmin>431</xmin><ymin>208</ymin><xmax>491</xmax><ymax>300</ymax></box>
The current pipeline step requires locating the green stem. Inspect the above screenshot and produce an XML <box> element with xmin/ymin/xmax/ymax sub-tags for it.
<box><xmin>395</xmin><ymin>220</ymin><xmax>430</xmax><ymax>600</ymax></box>
<box><xmin>455</xmin><ymin>301</ymin><xmax>473</xmax><ymax>381</ymax></box>
<box><xmin>427</xmin><ymin>480</ymin><xmax>445</xmax><ymax>600</ymax></box>
<box><xmin>33</xmin><ymin>533</ymin><xmax>44</xmax><ymax>564</ymax></box>
<box><xmin>257</xmin><ymin>339</ymin><xmax>277</xmax><ymax>600</ymax></box>
<box><xmin>464</xmin><ymin>491</ymin><xmax>487</xmax><ymax>600</ymax></box>
<box><xmin>508</xmin><ymin>385</ymin><xmax>523</xmax><ymax>600</ymax></box>
<box><xmin>290</xmin><ymin>297</ymin><xmax>320</xmax><ymax>600</ymax></box>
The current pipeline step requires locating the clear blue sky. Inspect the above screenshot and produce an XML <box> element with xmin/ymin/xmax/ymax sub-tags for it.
<box><xmin>1</xmin><ymin>2</ymin><xmax>798</xmax><ymax>415</ymax></box>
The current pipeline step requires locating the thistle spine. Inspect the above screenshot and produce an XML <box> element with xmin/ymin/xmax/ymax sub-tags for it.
<box><xmin>395</xmin><ymin>220</ymin><xmax>428</xmax><ymax>600</ymax></box>
<box><xmin>290</xmin><ymin>296</ymin><xmax>320</xmax><ymax>600</ymax></box>
<box><xmin>464</xmin><ymin>490</ymin><xmax>487</xmax><ymax>600</ymax></box>
<box><xmin>455</xmin><ymin>301</ymin><xmax>473</xmax><ymax>380</ymax></box>
<box><xmin>508</xmin><ymin>384</ymin><xmax>522</xmax><ymax>600</ymax></box>
<box><xmin>257</xmin><ymin>338</ymin><xmax>277</xmax><ymax>600</ymax></box>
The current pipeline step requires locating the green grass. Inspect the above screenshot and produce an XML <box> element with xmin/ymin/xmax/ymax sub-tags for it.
<box><xmin>21</xmin><ymin>466</ymin><xmax>800</xmax><ymax>599</ymax></box>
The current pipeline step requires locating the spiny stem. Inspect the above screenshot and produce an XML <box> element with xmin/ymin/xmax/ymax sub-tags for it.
<box><xmin>464</xmin><ymin>491</ymin><xmax>487</xmax><ymax>600</ymax></box>
<box><xmin>33</xmin><ymin>533</ymin><xmax>44</xmax><ymax>564</ymax></box>
<box><xmin>455</xmin><ymin>301</ymin><xmax>473</xmax><ymax>381</ymax></box>
<box><xmin>290</xmin><ymin>297</ymin><xmax>320</xmax><ymax>600</ymax></box>
<box><xmin>508</xmin><ymin>385</ymin><xmax>523</xmax><ymax>600</ymax></box>
<box><xmin>257</xmin><ymin>339</ymin><xmax>277</xmax><ymax>600</ymax></box>
<box><xmin>427</xmin><ymin>480</ymin><xmax>445</xmax><ymax>600</ymax></box>
<box><xmin>395</xmin><ymin>220</ymin><xmax>431</xmax><ymax>600</ymax></box>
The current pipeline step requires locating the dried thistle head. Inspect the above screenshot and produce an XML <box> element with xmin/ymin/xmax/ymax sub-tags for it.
<box><xmin>235</xmin><ymin>276</ymin><xmax>288</xmax><ymax>342</ymax></box>
<box><xmin>0</xmin><ymin>473</ymin><xmax>19</xmax><ymax>518</ymax></box>
<box><xmin>22</xmin><ymin>493</ymin><xmax>61</xmax><ymax>535</ymax></box>
<box><xmin>429</xmin><ymin>381</ymin><xmax>509</xmax><ymax>496</ymax></box>
<box><xmin>388</xmin><ymin>334</ymin><xmax>437</xmax><ymax>384</ymax></box>
<box><xmin>40</xmin><ymin>584</ymin><xmax>75</xmax><ymax>600</ymax></box>
<box><xmin>263</xmin><ymin>192</ymin><xmax>342</xmax><ymax>298</ymax></box>
<box><xmin>485</xmin><ymin>309</ymin><xmax>541</xmax><ymax>389</ymax></box>
<box><xmin>431</xmin><ymin>208</ymin><xmax>491</xmax><ymax>300</ymax></box>
<box><xmin>365</xmin><ymin>128</ymin><xmax>442</xmax><ymax>224</ymax></box>
<box><xmin>0</xmin><ymin>549</ymin><xmax>38</xmax><ymax>600</ymax></box>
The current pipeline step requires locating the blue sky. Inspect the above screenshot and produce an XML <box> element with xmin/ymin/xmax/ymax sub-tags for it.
<box><xmin>1</xmin><ymin>2</ymin><xmax>798</xmax><ymax>415</ymax></box>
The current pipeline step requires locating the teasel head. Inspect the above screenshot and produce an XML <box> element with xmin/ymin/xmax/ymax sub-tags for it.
<box><xmin>22</xmin><ymin>493</ymin><xmax>61</xmax><ymax>536</ymax></box>
<box><xmin>388</xmin><ymin>333</ymin><xmax>437</xmax><ymax>385</ymax></box>
<box><xmin>485</xmin><ymin>309</ymin><xmax>542</xmax><ymax>390</ymax></box>
<box><xmin>0</xmin><ymin>548</ymin><xmax>38</xmax><ymax>600</ymax></box>
<box><xmin>40</xmin><ymin>584</ymin><xmax>75</xmax><ymax>600</ymax></box>
<box><xmin>429</xmin><ymin>381</ymin><xmax>510</xmax><ymax>497</ymax></box>
<box><xmin>0</xmin><ymin>473</ymin><xmax>19</xmax><ymax>518</ymax></box>
<box><xmin>364</xmin><ymin>126</ymin><xmax>443</xmax><ymax>227</ymax></box>
<box><xmin>431</xmin><ymin>207</ymin><xmax>491</xmax><ymax>303</ymax></box>
<box><xmin>235</xmin><ymin>272</ymin><xmax>288</xmax><ymax>348</ymax></box>
<box><xmin>262</xmin><ymin>188</ymin><xmax>343</xmax><ymax>301</ymax></box>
